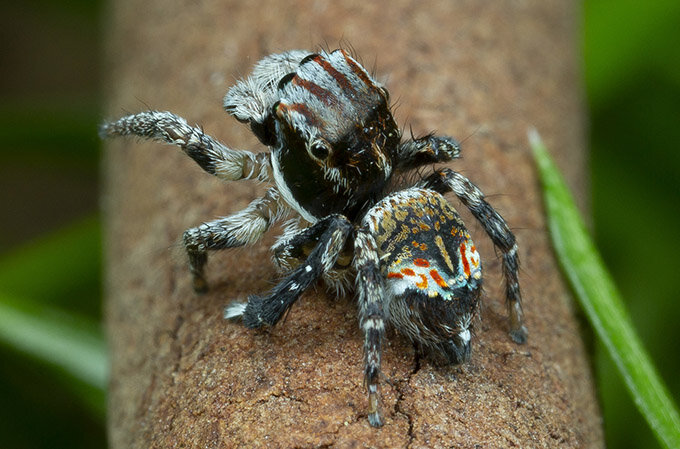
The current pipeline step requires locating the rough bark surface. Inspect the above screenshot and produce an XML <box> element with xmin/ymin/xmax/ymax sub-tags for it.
<box><xmin>102</xmin><ymin>1</ymin><xmax>603</xmax><ymax>448</ymax></box>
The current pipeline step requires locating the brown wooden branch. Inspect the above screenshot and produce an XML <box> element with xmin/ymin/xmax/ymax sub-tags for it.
<box><xmin>103</xmin><ymin>1</ymin><xmax>603</xmax><ymax>447</ymax></box>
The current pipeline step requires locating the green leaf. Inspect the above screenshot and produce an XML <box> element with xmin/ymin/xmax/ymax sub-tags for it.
<box><xmin>0</xmin><ymin>216</ymin><xmax>101</xmax><ymax>305</ymax></box>
<box><xmin>0</xmin><ymin>217</ymin><xmax>106</xmax><ymax>417</ymax></box>
<box><xmin>529</xmin><ymin>129</ymin><xmax>680</xmax><ymax>449</ymax></box>
<box><xmin>0</xmin><ymin>294</ymin><xmax>107</xmax><ymax>415</ymax></box>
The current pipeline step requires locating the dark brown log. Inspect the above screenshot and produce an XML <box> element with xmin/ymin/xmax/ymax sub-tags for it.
<box><xmin>103</xmin><ymin>1</ymin><xmax>603</xmax><ymax>447</ymax></box>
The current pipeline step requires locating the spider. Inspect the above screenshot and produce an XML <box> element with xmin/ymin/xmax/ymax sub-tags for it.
<box><xmin>100</xmin><ymin>48</ymin><xmax>528</xmax><ymax>427</ymax></box>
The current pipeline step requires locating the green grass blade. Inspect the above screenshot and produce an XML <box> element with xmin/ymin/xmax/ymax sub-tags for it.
<box><xmin>0</xmin><ymin>216</ymin><xmax>101</xmax><ymax>304</ymax></box>
<box><xmin>0</xmin><ymin>294</ymin><xmax>107</xmax><ymax>417</ymax></box>
<box><xmin>529</xmin><ymin>129</ymin><xmax>680</xmax><ymax>449</ymax></box>
<box><xmin>0</xmin><ymin>217</ymin><xmax>106</xmax><ymax>416</ymax></box>
<box><xmin>0</xmin><ymin>295</ymin><xmax>107</xmax><ymax>391</ymax></box>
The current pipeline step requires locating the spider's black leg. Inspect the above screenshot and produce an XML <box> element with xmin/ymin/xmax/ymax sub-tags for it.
<box><xmin>354</xmin><ymin>227</ymin><xmax>386</xmax><ymax>427</ymax></box>
<box><xmin>421</xmin><ymin>168</ymin><xmax>528</xmax><ymax>344</ymax></box>
<box><xmin>393</xmin><ymin>134</ymin><xmax>461</xmax><ymax>172</ymax></box>
<box><xmin>225</xmin><ymin>214</ymin><xmax>352</xmax><ymax>328</ymax></box>
<box><xmin>100</xmin><ymin>110</ymin><xmax>270</xmax><ymax>182</ymax></box>
<box><xmin>271</xmin><ymin>218</ymin><xmax>355</xmax><ymax>297</ymax></box>
<box><xmin>271</xmin><ymin>218</ymin><xmax>330</xmax><ymax>271</ymax></box>
<box><xmin>182</xmin><ymin>188</ymin><xmax>286</xmax><ymax>293</ymax></box>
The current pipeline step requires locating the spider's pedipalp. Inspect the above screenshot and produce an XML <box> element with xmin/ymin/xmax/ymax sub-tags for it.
<box><xmin>271</xmin><ymin>218</ymin><xmax>325</xmax><ymax>271</ymax></box>
<box><xmin>272</xmin><ymin>218</ymin><xmax>355</xmax><ymax>297</ymax></box>
<box><xmin>182</xmin><ymin>188</ymin><xmax>287</xmax><ymax>292</ymax></box>
<box><xmin>393</xmin><ymin>134</ymin><xmax>461</xmax><ymax>171</ymax></box>
<box><xmin>100</xmin><ymin>110</ymin><xmax>270</xmax><ymax>182</ymax></box>
<box><xmin>421</xmin><ymin>168</ymin><xmax>528</xmax><ymax>343</ymax></box>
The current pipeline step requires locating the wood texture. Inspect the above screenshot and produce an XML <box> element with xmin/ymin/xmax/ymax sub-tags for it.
<box><xmin>102</xmin><ymin>1</ymin><xmax>603</xmax><ymax>447</ymax></box>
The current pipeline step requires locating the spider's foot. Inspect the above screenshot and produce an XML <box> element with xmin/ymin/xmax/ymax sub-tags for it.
<box><xmin>368</xmin><ymin>411</ymin><xmax>383</xmax><ymax>428</ymax></box>
<box><xmin>192</xmin><ymin>275</ymin><xmax>209</xmax><ymax>294</ymax></box>
<box><xmin>508</xmin><ymin>301</ymin><xmax>527</xmax><ymax>344</ymax></box>
<box><xmin>224</xmin><ymin>301</ymin><xmax>247</xmax><ymax>320</ymax></box>
<box><xmin>509</xmin><ymin>325</ymin><xmax>528</xmax><ymax>344</ymax></box>
<box><xmin>367</xmin><ymin>391</ymin><xmax>383</xmax><ymax>427</ymax></box>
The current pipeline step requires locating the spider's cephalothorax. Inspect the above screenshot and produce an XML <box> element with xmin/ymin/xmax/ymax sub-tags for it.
<box><xmin>101</xmin><ymin>48</ymin><xmax>527</xmax><ymax>427</ymax></box>
<box><xmin>227</xmin><ymin>49</ymin><xmax>400</xmax><ymax>222</ymax></box>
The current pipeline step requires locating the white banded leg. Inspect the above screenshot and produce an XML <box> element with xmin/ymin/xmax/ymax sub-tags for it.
<box><xmin>421</xmin><ymin>168</ymin><xmax>528</xmax><ymax>343</ymax></box>
<box><xmin>182</xmin><ymin>188</ymin><xmax>287</xmax><ymax>292</ymax></box>
<box><xmin>353</xmin><ymin>227</ymin><xmax>387</xmax><ymax>427</ymax></box>
<box><xmin>100</xmin><ymin>110</ymin><xmax>270</xmax><ymax>181</ymax></box>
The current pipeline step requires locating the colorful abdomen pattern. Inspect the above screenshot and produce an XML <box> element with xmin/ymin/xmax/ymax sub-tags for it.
<box><xmin>362</xmin><ymin>187</ymin><xmax>481</xmax><ymax>360</ymax></box>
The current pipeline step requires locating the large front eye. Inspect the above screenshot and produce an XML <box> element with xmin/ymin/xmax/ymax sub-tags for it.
<box><xmin>272</xmin><ymin>100</ymin><xmax>283</xmax><ymax>118</ymax></box>
<box><xmin>308</xmin><ymin>139</ymin><xmax>331</xmax><ymax>161</ymax></box>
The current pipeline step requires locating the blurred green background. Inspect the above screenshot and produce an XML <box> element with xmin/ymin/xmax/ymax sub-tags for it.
<box><xmin>0</xmin><ymin>0</ymin><xmax>678</xmax><ymax>447</ymax></box>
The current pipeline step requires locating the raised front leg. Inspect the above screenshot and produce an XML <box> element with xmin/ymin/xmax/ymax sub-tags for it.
<box><xmin>100</xmin><ymin>110</ymin><xmax>270</xmax><ymax>181</ymax></box>
<box><xmin>421</xmin><ymin>168</ymin><xmax>528</xmax><ymax>344</ymax></box>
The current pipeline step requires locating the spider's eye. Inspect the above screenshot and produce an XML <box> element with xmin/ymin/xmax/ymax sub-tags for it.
<box><xmin>299</xmin><ymin>53</ymin><xmax>319</xmax><ymax>65</ymax></box>
<box><xmin>272</xmin><ymin>100</ymin><xmax>282</xmax><ymax>116</ymax></box>
<box><xmin>272</xmin><ymin>100</ymin><xmax>289</xmax><ymax>124</ymax></box>
<box><xmin>308</xmin><ymin>139</ymin><xmax>331</xmax><ymax>161</ymax></box>
<box><xmin>277</xmin><ymin>72</ymin><xmax>296</xmax><ymax>91</ymax></box>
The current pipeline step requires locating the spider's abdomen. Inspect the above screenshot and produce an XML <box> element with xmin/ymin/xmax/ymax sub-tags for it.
<box><xmin>362</xmin><ymin>188</ymin><xmax>482</xmax><ymax>363</ymax></box>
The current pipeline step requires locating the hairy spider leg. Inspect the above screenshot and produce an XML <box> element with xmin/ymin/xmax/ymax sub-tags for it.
<box><xmin>271</xmin><ymin>218</ymin><xmax>330</xmax><ymax>270</ymax></box>
<box><xmin>421</xmin><ymin>168</ymin><xmax>528</xmax><ymax>343</ymax></box>
<box><xmin>101</xmin><ymin>110</ymin><xmax>283</xmax><ymax>292</ymax></box>
<box><xmin>182</xmin><ymin>188</ymin><xmax>287</xmax><ymax>293</ymax></box>
<box><xmin>271</xmin><ymin>218</ymin><xmax>355</xmax><ymax>297</ymax></box>
<box><xmin>100</xmin><ymin>110</ymin><xmax>270</xmax><ymax>182</ymax></box>
<box><xmin>225</xmin><ymin>215</ymin><xmax>353</xmax><ymax>328</ymax></box>
<box><xmin>353</xmin><ymin>228</ymin><xmax>387</xmax><ymax>427</ymax></box>
<box><xmin>393</xmin><ymin>134</ymin><xmax>462</xmax><ymax>171</ymax></box>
